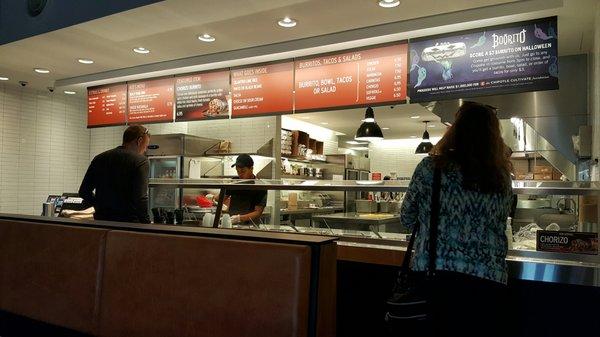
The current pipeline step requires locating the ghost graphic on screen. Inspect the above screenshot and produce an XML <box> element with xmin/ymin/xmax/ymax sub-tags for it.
<box><xmin>548</xmin><ymin>24</ymin><xmax>557</xmax><ymax>39</ymax></box>
<box><xmin>470</xmin><ymin>31</ymin><xmax>487</xmax><ymax>49</ymax></box>
<box><xmin>410</xmin><ymin>49</ymin><xmax>420</xmax><ymax>72</ymax></box>
<box><xmin>414</xmin><ymin>65</ymin><xmax>427</xmax><ymax>87</ymax></box>
<box><xmin>439</xmin><ymin>60</ymin><xmax>454</xmax><ymax>81</ymax></box>
<box><xmin>534</xmin><ymin>24</ymin><xmax>556</xmax><ymax>40</ymax></box>
<box><xmin>548</xmin><ymin>56</ymin><xmax>558</xmax><ymax>77</ymax></box>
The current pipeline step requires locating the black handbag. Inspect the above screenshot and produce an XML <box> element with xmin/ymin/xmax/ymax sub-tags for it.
<box><xmin>384</xmin><ymin>167</ymin><xmax>442</xmax><ymax>335</ymax></box>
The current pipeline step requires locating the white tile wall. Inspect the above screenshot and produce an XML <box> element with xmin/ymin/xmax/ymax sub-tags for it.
<box><xmin>90</xmin><ymin>117</ymin><xmax>276</xmax><ymax>157</ymax></box>
<box><xmin>0</xmin><ymin>85</ymin><xmax>90</xmax><ymax>215</ymax></box>
<box><xmin>368</xmin><ymin>138</ymin><xmax>441</xmax><ymax>178</ymax></box>
<box><xmin>187</xmin><ymin>117</ymin><xmax>276</xmax><ymax>153</ymax></box>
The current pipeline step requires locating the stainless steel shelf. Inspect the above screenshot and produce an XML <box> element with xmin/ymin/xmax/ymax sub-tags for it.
<box><xmin>149</xmin><ymin>178</ymin><xmax>600</xmax><ymax>195</ymax></box>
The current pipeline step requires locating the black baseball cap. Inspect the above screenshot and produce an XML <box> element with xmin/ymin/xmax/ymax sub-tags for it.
<box><xmin>231</xmin><ymin>154</ymin><xmax>254</xmax><ymax>168</ymax></box>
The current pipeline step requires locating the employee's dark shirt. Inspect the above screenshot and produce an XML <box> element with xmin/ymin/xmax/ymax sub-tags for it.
<box><xmin>228</xmin><ymin>178</ymin><xmax>267</xmax><ymax>216</ymax></box>
<box><xmin>79</xmin><ymin>146</ymin><xmax>150</xmax><ymax>223</ymax></box>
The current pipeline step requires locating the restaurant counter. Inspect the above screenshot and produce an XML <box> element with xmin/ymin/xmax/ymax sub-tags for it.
<box><xmin>0</xmin><ymin>213</ymin><xmax>337</xmax><ymax>337</ymax></box>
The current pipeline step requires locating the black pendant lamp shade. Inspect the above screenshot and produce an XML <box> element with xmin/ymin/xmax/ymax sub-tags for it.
<box><xmin>355</xmin><ymin>107</ymin><xmax>384</xmax><ymax>141</ymax></box>
<box><xmin>415</xmin><ymin>121</ymin><xmax>433</xmax><ymax>154</ymax></box>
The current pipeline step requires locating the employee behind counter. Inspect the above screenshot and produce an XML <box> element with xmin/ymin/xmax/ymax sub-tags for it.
<box><xmin>225</xmin><ymin>154</ymin><xmax>267</xmax><ymax>225</ymax></box>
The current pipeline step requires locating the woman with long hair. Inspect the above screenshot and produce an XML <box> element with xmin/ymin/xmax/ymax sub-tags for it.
<box><xmin>400</xmin><ymin>101</ymin><xmax>513</xmax><ymax>337</ymax></box>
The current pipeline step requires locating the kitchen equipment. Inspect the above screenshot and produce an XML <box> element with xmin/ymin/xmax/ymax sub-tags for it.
<box><xmin>42</xmin><ymin>202</ymin><xmax>55</xmax><ymax>217</ymax></box>
<box><xmin>221</xmin><ymin>214</ymin><xmax>232</xmax><ymax>228</ymax></box>
<box><xmin>378</xmin><ymin>201</ymin><xmax>390</xmax><ymax>213</ymax></box>
<box><xmin>578</xmin><ymin>222</ymin><xmax>599</xmax><ymax>233</ymax></box>
<box><xmin>151</xmin><ymin>207</ymin><xmax>165</xmax><ymax>224</ymax></box>
<box><xmin>174</xmin><ymin>209</ymin><xmax>184</xmax><ymax>225</ymax></box>
<box><xmin>202</xmin><ymin>213</ymin><xmax>215</xmax><ymax>227</ymax></box>
<box><xmin>356</xmin><ymin>200</ymin><xmax>378</xmax><ymax>213</ymax></box>
<box><xmin>387</xmin><ymin>201</ymin><xmax>401</xmax><ymax>214</ymax></box>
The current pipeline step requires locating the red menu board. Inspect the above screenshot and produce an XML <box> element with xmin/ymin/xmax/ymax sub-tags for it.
<box><xmin>127</xmin><ymin>78</ymin><xmax>174</xmax><ymax>123</ymax></box>
<box><xmin>87</xmin><ymin>84</ymin><xmax>127</xmax><ymax>127</ymax></box>
<box><xmin>175</xmin><ymin>71</ymin><xmax>230</xmax><ymax>121</ymax></box>
<box><xmin>294</xmin><ymin>43</ymin><xmax>408</xmax><ymax>111</ymax></box>
<box><xmin>231</xmin><ymin>62</ymin><xmax>294</xmax><ymax>117</ymax></box>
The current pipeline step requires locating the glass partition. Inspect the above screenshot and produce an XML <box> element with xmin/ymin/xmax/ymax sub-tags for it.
<box><xmin>149</xmin><ymin>178</ymin><xmax>599</xmax><ymax>257</ymax></box>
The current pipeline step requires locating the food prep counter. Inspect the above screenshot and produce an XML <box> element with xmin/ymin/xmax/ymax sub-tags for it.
<box><xmin>148</xmin><ymin>178</ymin><xmax>600</xmax><ymax>287</ymax></box>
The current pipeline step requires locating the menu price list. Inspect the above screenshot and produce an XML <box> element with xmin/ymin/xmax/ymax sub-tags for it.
<box><xmin>128</xmin><ymin>78</ymin><xmax>175</xmax><ymax>123</ymax></box>
<box><xmin>294</xmin><ymin>43</ymin><xmax>408</xmax><ymax>111</ymax></box>
<box><xmin>231</xmin><ymin>62</ymin><xmax>294</xmax><ymax>117</ymax></box>
<box><xmin>87</xmin><ymin>84</ymin><xmax>127</xmax><ymax>127</ymax></box>
<box><xmin>175</xmin><ymin>71</ymin><xmax>230</xmax><ymax>121</ymax></box>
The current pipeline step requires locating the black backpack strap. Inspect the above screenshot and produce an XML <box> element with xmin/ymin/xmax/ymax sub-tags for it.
<box><xmin>428</xmin><ymin>166</ymin><xmax>442</xmax><ymax>277</ymax></box>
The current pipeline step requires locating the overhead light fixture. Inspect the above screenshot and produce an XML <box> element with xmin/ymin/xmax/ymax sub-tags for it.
<box><xmin>64</xmin><ymin>90</ymin><xmax>76</xmax><ymax>95</ymax></box>
<box><xmin>415</xmin><ymin>121</ymin><xmax>434</xmax><ymax>155</ymax></box>
<box><xmin>382</xmin><ymin>127</ymin><xmax>390</xmax><ymax>130</ymax></box>
<box><xmin>428</xmin><ymin>124</ymin><xmax>435</xmax><ymax>128</ymax></box>
<box><xmin>410</xmin><ymin>115</ymin><xmax>420</xmax><ymax>119</ymax></box>
<box><xmin>77</xmin><ymin>58</ymin><xmax>94</xmax><ymax>64</ymax></box>
<box><xmin>0</xmin><ymin>76</ymin><xmax>8</xmax><ymax>81</ymax></box>
<box><xmin>133</xmin><ymin>47</ymin><xmax>150</xmax><ymax>54</ymax></box>
<box><xmin>378</xmin><ymin>0</ymin><xmax>400</xmax><ymax>8</ymax></box>
<box><xmin>355</xmin><ymin>107</ymin><xmax>384</xmax><ymax>141</ymax></box>
<box><xmin>34</xmin><ymin>68</ymin><xmax>50</xmax><ymax>74</ymax></box>
<box><xmin>198</xmin><ymin>33</ymin><xmax>215</xmax><ymax>42</ymax></box>
<box><xmin>346</xmin><ymin>140</ymin><xmax>368</xmax><ymax>145</ymax></box>
<box><xmin>278</xmin><ymin>17</ymin><xmax>297</xmax><ymax>28</ymax></box>
<box><xmin>350</xmin><ymin>147</ymin><xmax>369</xmax><ymax>151</ymax></box>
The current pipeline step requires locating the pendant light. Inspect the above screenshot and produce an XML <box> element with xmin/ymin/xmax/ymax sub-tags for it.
<box><xmin>355</xmin><ymin>107</ymin><xmax>384</xmax><ymax>141</ymax></box>
<box><xmin>415</xmin><ymin>121</ymin><xmax>433</xmax><ymax>154</ymax></box>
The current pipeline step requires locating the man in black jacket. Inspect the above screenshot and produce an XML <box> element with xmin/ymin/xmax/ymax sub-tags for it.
<box><xmin>79</xmin><ymin>125</ymin><xmax>151</xmax><ymax>223</ymax></box>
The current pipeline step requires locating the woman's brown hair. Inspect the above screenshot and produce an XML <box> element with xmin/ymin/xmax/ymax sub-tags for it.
<box><xmin>431</xmin><ymin>101</ymin><xmax>512</xmax><ymax>193</ymax></box>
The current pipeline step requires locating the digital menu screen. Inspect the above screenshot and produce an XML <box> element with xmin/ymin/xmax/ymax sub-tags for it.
<box><xmin>127</xmin><ymin>78</ymin><xmax>175</xmax><ymax>123</ymax></box>
<box><xmin>294</xmin><ymin>43</ymin><xmax>407</xmax><ymax>111</ymax></box>
<box><xmin>87</xmin><ymin>84</ymin><xmax>127</xmax><ymax>127</ymax></box>
<box><xmin>231</xmin><ymin>62</ymin><xmax>294</xmax><ymax>117</ymax></box>
<box><xmin>408</xmin><ymin>17</ymin><xmax>558</xmax><ymax>102</ymax></box>
<box><xmin>175</xmin><ymin>70</ymin><xmax>230</xmax><ymax>121</ymax></box>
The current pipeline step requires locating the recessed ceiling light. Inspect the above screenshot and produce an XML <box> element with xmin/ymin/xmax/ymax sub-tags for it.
<box><xmin>320</xmin><ymin>122</ymin><xmax>329</xmax><ymax>125</ymax></box>
<box><xmin>77</xmin><ymin>58</ymin><xmax>94</xmax><ymax>64</ymax></box>
<box><xmin>378</xmin><ymin>0</ymin><xmax>400</xmax><ymax>8</ymax></box>
<box><xmin>428</xmin><ymin>124</ymin><xmax>435</xmax><ymax>128</ymax></box>
<box><xmin>382</xmin><ymin>127</ymin><xmax>390</xmax><ymax>130</ymax></box>
<box><xmin>410</xmin><ymin>115</ymin><xmax>420</xmax><ymax>119</ymax></box>
<box><xmin>64</xmin><ymin>90</ymin><xmax>76</xmax><ymax>95</ymax></box>
<box><xmin>34</xmin><ymin>68</ymin><xmax>50</xmax><ymax>74</ymax></box>
<box><xmin>278</xmin><ymin>17</ymin><xmax>297</xmax><ymax>28</ymax></box>
<box><xmin>0</xmin><ymin>76</ymin><xmax>8</xmax><ymax>81</ymax></box>
<box><xmin>198</xmin><ymin>33</ymin><xmax>215</xmax><ymax>42</ymax></box>
<box><xmin>133</xmin><ymin>47</ymin><xmax>150</xmax><ymax>54</ymax></box>
<box><xmin>346</xmin><ymin>141</ymin><xmax>368</xmax><ymax>145</ymax></box>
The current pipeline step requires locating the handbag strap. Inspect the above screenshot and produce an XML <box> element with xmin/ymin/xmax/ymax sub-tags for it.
<box><xmin>428</xmin><ymin>166</ymin><xmax>442</xmax><ymax>277</ymax></box>
<box><xmin>400</xmin><ymin>217</ymin><xmax>419</xmax><ymax>272</ymax></box>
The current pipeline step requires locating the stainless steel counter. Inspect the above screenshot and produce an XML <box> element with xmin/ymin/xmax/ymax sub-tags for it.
<box><xmin>312</xmin><ymin>212</ymin><xmax>401</xmax><ymax>225</ymax></box>
<box><xmin>337</xmin><ymin>239</ymin><xmax>600</xmax><ymax>287</ymax></box>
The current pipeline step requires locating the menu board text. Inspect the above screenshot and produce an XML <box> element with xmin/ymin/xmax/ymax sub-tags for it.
<box><xmin>231</xmin><ymin>62</ymin><xmax>294</xmax><ymax>117</ymax></box>
<box><xmin>294</xmin><ymin>43</ymin><xmax>407</xmax><ymax>111</ymax></box>
<box><xmin>87</xmin><ymin>84</ymin><xmax>127</xmax><ymax>127</ymax></box>
<box><xmin>175</xmin><ymin>71</ymin><xmax>230</xmax><ymax>121</ymax></box>
<box><xmin>127</xmin><ymin>78</ymin><xmax>175</xmax><ymax>123</ymax></box>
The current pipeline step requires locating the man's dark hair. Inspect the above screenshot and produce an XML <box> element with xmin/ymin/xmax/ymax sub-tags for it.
<box><xmin>123</xmin><ymin>125</ymin><xmax>149</xmax><ymax>144</ymax></box>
